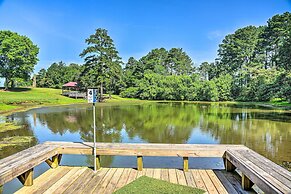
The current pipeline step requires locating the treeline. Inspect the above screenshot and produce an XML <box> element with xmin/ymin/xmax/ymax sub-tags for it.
<box><xmin>37</xmin><ymin>12</ymin><xmax>291</xmax><ymax>102</ymax></box>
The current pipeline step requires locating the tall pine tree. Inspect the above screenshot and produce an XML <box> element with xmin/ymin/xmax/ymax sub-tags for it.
<box><xmin>79</xmin><ymin>28</ymin><xmax>122</xmax><ymax>97</ymax></box>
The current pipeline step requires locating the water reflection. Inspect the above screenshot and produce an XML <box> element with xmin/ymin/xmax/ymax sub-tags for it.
<box><xmin>5</xmin><ymin>102</ymin><xmax>291</xmax><ymax>167</ymax></box>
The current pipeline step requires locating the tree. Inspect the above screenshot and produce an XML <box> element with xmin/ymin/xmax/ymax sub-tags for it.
<box><xmin>166</xmin><ymin>48</ymin><xmax>193</xmax><ymax>75</ymax></box>
<box><xmin>258</xmin><ymin>12</ymin><xmax>291</xmax><ymax>69</ymax></box>
<box><xmin>139</xmin><ymin>48</ymin><xmax>168</xmax><ymax>75</ymax></box>
<box><xmin>79</xmin><ymin>28</ymin><xmax>122</xmax><ymax>97</ymax></box>
<box><xmin>0</xmin><ymin>30</ymin><xmax>39</xmax><ymax>90</ymax></box>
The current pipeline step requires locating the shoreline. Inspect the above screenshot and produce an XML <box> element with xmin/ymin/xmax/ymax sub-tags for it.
<box><xmin>1</xmin><ymin>98</ymin><xmax>291</xmax><ymax>117</ymax></box>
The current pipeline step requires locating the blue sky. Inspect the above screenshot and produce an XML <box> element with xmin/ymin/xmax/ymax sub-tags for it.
<box><xmin>0</xmin><ymin>0</ymin><xmax>290</xmax><ymax>73</ymax></box>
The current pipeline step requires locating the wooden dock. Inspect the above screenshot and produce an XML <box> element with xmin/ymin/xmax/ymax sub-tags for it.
<box><xmin>0</xmin><ymin>141</ymin><xmax>291</xmax><ymax>194</ymax></box>
<box><xmin>14</xmin><ymin>167</ymin><xmax>249</xmax><ymax>194</ymax></box>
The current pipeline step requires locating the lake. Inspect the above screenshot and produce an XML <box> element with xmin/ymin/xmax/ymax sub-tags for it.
<box><xmin>1</xmin><ymin>102</ymin><xmax>291</xmax><ymax>193</ymax></box>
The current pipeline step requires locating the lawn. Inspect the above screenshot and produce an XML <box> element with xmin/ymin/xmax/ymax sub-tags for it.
<box><xmin>114</xmin><ymin>176</ymin><xmax>205</xmax><ymax>194</ymax></box>
<box><xmin>0</xmin><ymin>87</ymin><xmax>86</xmax><ymax>114</ymax></box>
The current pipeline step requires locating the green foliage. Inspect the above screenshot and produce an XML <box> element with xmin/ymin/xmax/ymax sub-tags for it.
<box><xmin>79</xmin><ymin>28</ymin><xmax>122</xmax><ymax>96</ymax></box>
<box><xmin>214</xmin><ymin>74</ymin><xmax>233</xmax><ymax>101</ymax></box>
<box><xmin>0</xmin><ymin>30</ymin><xmax>39</xmax><ymax>89</ymax></box>
<box><xmin>36</xmin><ymin>62</ymin><xmax>82</xmax><ymax>88</ymax></box>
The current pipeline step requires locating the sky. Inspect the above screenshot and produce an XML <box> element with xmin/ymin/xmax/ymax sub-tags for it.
<box><xmin>0</xmin><ymin>0</ymin><xmax>290</xmax><ymax>73</ymax></box>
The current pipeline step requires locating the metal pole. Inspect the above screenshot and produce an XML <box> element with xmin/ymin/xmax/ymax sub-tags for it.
<box><xmin>93</xmin><ymin>103</ymin><xmax>96</xmax><ymax>172</ymax></box>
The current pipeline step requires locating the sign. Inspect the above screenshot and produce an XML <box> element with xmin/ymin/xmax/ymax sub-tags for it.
<box><xmin>87</xmin><ymin>89</ymin><xmax>98</xmax><ymax>103</ymax></box>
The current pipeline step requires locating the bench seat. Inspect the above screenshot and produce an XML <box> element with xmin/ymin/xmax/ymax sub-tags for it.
<box><xmin>225</xmin><ymin>148</ymin><xmax>291</xmax><ymax>194</ymax></box>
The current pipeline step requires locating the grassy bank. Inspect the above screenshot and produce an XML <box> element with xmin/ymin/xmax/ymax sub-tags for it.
<box><xmin>0</xmin><ymin>87</ymin><xmax>86</xmax><ymax>115</ymax></box>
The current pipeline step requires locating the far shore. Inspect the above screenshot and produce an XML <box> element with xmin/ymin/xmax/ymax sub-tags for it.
<box><xmin>1</xmin><ymin>87</ymin><xmax>291</xmax><ymax>117</ymax></box>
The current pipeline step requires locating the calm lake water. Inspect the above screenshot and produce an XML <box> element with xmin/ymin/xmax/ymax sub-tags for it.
<box><xmin>1</xmin><ymin>102</ymin><xmax>291</xmax><ymax>193</ymax></box>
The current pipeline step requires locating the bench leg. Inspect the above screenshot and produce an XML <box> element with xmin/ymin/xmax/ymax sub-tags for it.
<box><xmin>96</xmin><ymin>155</ymin><xmax>101</xmax><ymax>170</ymax></box>
<box><xmin>183</xmin><ymin>157</ymin><xmax>189</xmax><ymax>172</ymax></box>
<box><xmin>45</xmin><ymin>154</ymin><xmax>62</xmax><ymax>169</ymax></box>
<box><xmin>242</xmin><ymin>174</ymin><xmax>254</xmax><ymax>190</ymax></box>
<box><xmin>224</xmin><ymin>158</ymin><xmax>236</xmax><ymax>172</ymax></box>
<box><xmin>137</xmin><ymin>156</ymin><xmax>143</xmax><ymax>171</ymax></box>
<box><xmin>17</xmin><ymin>168</ymin><xmax>33</xmax><ymax>186</ymax></box>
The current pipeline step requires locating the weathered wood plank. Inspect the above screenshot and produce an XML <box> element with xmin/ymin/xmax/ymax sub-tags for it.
<box><xmin>126</xmin><ymin>168</ymin><xmax>138</xmax><ymax>184</ymax></box>
<box><xmin>226</xmin><ymin>149</ymin><xmax>290</xmax><ymax>193</ymax></box>
<box><xmin>0</xmin><ymin>144</ymin><xmax>50</xmax><ymax>168</ymax></box>
<box><xmin>145</xmin><ymin>168</ymin><xmax>154</xmax><ymax>178</ymax></box>
<box><xmin>168</xmin><ymin>169</ymin><xmax>178</xmax><ymax>184</ymax></box>
<box><xmin>191</xmin><ymin>169</ymin><xmax>207</xmax><ymax>191</ymax></box>
<box><xmin>94</xmin><ymin>168</ymin><xmax>117</xmax><ymax>194</ymax></box>
<box><xmin>206</xmin><ymin>170</ymin><xmax>228</xmax><ymax>194</ymax></box>
<box><xmin>184</xmin><ymin>171</ymin><xmax>196</xmax><ymax>188</ymax></box>
<box><xmin>15</xmin><ymin>166</ymin><xmax>63</xmax><ymax>194</ymax></box>
<box><xmin>82</xmin><ymin>168</ymin><xmax>110</xmax><ymax>194</ymax></box>
<box><xmin>0</xmin><ymin>146</ymin><xmax>58</xmax><ymax>186</ymax></box>
<box><xmin>32</xmin><ymin>167</ymin><xmax>71</xmax><ymax>194</ymax></box>
<box><xmin>176</xmin><ymin>169</ymin><xmax>187</xmax><ymax>186</ymax></box>
<box><xmin>218</xmin><ymin>170</ymin><xmax>251</xmax><ymax>194</ymax></box>
<box><xmin>237</xmin><ymin>149</ymin><xmax>291</xmax><ymax>188</ymax></box>
<box><xmin>213</xmin><ymin>170</ymin><xmax>239</xmax><ymax>194</ymax></box>
<box><xmin>114</xmin><ymin>168</ymin><xmax>131</xmax><ymax>191</ymax></box>
<box><xmin>161</xmin><ymin>169</ymin><xmax>169</xmax><ymax>182</ymax></box>
<box><xmin>152</xmin><ymin>168</ymin><xmax>161</xmax><ymax>179</ymax></box>
<box><xmin>199</xmin><ymin>170</ymin><xmax>219</xmax><ymax>194</ymax></box>
<box><xmin>44</xmin><ymin>141</ymin><xmax>247</xmax><ymax>157</ymax></box>
<box><xmin>104</xmin><ymin>168</ymin><xmax>124</xmax><ymax>194</ymax></box>
<box><xmin>42</xmin><ymin>167</ymin><xmax>85</xmax><ymax>194</ymax></box>
<box><xmin>63</xmin><ymin>168</ymin><xmax>94</xmax><ymax>193</ymax></box>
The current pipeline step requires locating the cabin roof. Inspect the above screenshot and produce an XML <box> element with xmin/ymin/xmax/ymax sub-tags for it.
<box><xmin>63</xmin><ymin>82</ymin><xmax>77</xmax><ymax>87</ymax></box>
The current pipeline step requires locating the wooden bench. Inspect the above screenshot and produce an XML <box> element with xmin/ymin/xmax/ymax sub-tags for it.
<box><xmin>44</xmin><ymin>141</ymin><xmax>247</xmax><ymax>171</ymax></box>
<box><xmin>0</xmin><ymin>144</ymin><xmax>60</xmax><ymax>189</ymax></box>
<box><xmin>224</xmin><ymin>148</ymin><xmax>291</xmax><ymax>193</ymax></box>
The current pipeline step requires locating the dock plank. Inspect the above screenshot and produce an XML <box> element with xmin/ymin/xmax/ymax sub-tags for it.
<box><xmin>104</xmin><ymin>168</ymin><xmax>124</xmax><ymax>194</ymax></box>
<box><xmin>206</xmin><ymin>170</ymin><xmax>228</xmax><ymax>194</ymax></box>
<box><xmin>168</xmin><ymin>169</ymin><xmax>178</xmax><ymax>184</ymax></box>
<box><xmin>14</xmin><ymin>167</ymin><xmax>258</xmax><ymax>194</ymax></box>
<box><xmin>94</xmin><ymin>168</ymin><xmax>117</xmax><ymax>194</ymax></box>
<box><xmin>113</xmin><ymin>168</ymin><xmax>131</xmax><ymax>191</ymax></box>
<box><xmin>176</xmin><ymin>169</ymin><xmax>187</xmax><ymax>186</ymax></box>
<box><xmin>63</xmin><ymin>168</ymin><xmax>94</xmax><ymax>194</ymax></box>
<box><xmin>43</xmin><ymin>167</ymin><xmax>86</xmax><ymax>194</ymax></box>
<box><xmin>81</xmin><ymin>168</ymin><xmax>110</xmax><ymax>194</ymax></box>
<box><xmin>191</xmin><ymin>169</ymin><xmax>207</xmax><ymax>191</ymax></box>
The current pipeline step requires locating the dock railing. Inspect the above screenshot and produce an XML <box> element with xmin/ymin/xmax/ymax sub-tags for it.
<box><xmin>0</xmin><ymin>141</ymin><xmax>290</xmax><ymax>193</ymax></box>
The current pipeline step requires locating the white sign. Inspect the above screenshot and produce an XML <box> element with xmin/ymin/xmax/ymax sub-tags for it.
<box><xmin>87</xmin><ymin>89</ymin><xmax>98</xmax><ymax>103</ymax></box>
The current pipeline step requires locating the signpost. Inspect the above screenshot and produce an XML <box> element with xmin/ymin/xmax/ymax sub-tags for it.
<box><xmin>87</xmin><ymin>89</ymin><xmax>98</xmax><ymax>172</ymax></box>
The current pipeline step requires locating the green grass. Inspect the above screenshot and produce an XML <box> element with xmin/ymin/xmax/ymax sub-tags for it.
<box><xmin>0</xmin><ymin>87</ymin><xmax>86</xmax><ymax>114</ymax></box>
<box><xmin>114</xmin><ymin>176</ymin><xmax>205</xmax><ymax>194</ymax></box>
<box><xmin>0</xmin><ymin>122</ymin><xmax>23</xmax><ymax>133</ymax></box>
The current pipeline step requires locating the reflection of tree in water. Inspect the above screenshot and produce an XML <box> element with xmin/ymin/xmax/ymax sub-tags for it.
<box><xmin>121</xmin><ymin>103</ymin><xmax>200</xmax><ymax>143</ymax></box>
<box><xmin>198</xmin><ymin>104</ymin><xmax>291</xmax><ymax>166</ymax></box>
<box><xmin>33</xmin><ymin>103</ymin><xmax>291</xmax><ymax>168</ymax></box>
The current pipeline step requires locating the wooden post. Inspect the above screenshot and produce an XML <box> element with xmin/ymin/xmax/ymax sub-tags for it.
<box><xmin>137</xmin><ymin>156</ymin><xmax>143</xmax><ymax>171</ymax></box>
<box><xmin>96</xmin><ymin>155</ymin><xmax>101</xmax><ymax>170</ymax></box>
<box><xmin>17</xmin><ymin>168</ymin><xmax>33</xmax><ymax>186</ymax></box>
<box><xmin>224</xmin><ymin>158</ymin><xmax>236</xmax><ymax>172</ymax></box>
<box><xmin>45</xmin><ymin>154</ymin><xmax>62</xmax><ymax>169</ymax></box>
<box><xmin>242</xmin><ymin>174</ymin><xmax>254</xmax><ymax>190</ymax></box>
<box><xmin>183</xmin><ymin>157</ymin><xmax>189</xmax><ymax>172</ymax></box>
